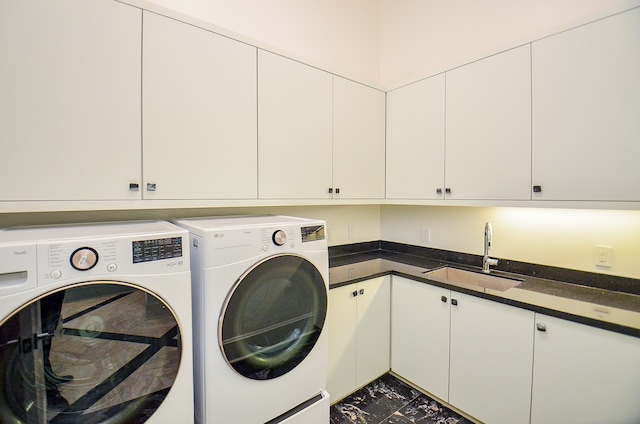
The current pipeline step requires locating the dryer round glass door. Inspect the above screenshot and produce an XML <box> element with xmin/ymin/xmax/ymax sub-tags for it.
<box><xmin>219</xmin><ymin>254</ymin><xmax>327</xmax><ymax>380</ymax></box>
<box><xmin>0</xmin><ymin>282</ymin><xmax>184</xmax><ymax>423</ymax></box>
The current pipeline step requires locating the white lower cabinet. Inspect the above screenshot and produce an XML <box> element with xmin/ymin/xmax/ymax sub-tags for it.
<box><xmin>531</xmin><ymin>314</ymin><xmax>640</xmax><ymax>424</ymax></box>
<box><xmin>391</xmin><ymin>276</ymin><xmax>450</xmax><ymax>401</ymax></box>
<box><xmin>449</xmin><ymin>292</ymin><xmax>534</xmax><ymax>424</ymax></box>
<box><xmin>391</xmin><ymin>276</ymin><xmax>534</xmax><ymax>424</ymax></box>
<box><xmin>327</xmin><ymin>276</ymin><xmax>391</xmax><ymax>402</ymax></box>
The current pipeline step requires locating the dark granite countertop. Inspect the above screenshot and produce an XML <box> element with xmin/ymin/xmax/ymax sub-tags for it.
<box><xmin>329</xmin><ymin>244</ymin><xmax>640</xmax><ymax>338</ymax></box>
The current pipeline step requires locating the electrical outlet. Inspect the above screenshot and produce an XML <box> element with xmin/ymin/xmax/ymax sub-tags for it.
<box><xmin>420</xmin><ymin>227</ymin><xmax>430</xmax><ymax>242</ymax></box>
<box><xmin>594</xmin><ymin>245</ymin><xmax>613</xmax><ymax>267</ymax></box>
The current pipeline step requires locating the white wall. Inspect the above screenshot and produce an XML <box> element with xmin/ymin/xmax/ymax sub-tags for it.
<box><xmin>7</xmin><ymin>204</ymin><xmax>639</xmax><ymax>279</ymax></box>
<box><xmin>380</xmin><ymin>0</ymin><xmax>640</xmax><ymax>87</ymax></box>
<box><xmin>0</xmin><ymin>205</ymin><xmax>381</xmax><ymax>247</ymax></box>
<box><xmin>142</xmin><ymin>0</ymin><xmax>640</xmax><ymax>88</ymax></box>
<box><xmin>141</xmin><ymin>0</ymin><xmax>381</xmax><ymax>86</ymax></box>
<box><xmin>381</xmin><ymin>205</ymin><xmax>640</xmax><ymax>280</ymax></box>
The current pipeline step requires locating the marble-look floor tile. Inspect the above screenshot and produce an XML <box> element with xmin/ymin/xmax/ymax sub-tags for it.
<box><xmin>331</xmin><ymin>374</ymin><xmax>473</xmax><ymax>424</ymax></box>
<box><xmin>386</xmin><ymin>393</ymin><xmax>473</xmax><ymax>423</ymax></box>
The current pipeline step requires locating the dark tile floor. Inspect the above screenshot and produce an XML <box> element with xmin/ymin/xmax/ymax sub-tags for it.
<box><xmin>330</xmin><ymin>373</ymin><xmax>475</xmax><ymax>424</ymax></box>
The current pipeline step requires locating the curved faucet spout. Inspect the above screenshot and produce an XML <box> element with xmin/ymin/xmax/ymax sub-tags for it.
<box><xmin>483</xmin><ymin>222</ymin><xmax>498</xmax><ymax>273</ymax></box>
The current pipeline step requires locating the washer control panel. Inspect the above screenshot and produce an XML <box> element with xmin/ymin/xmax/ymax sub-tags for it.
<box><xmin>40</xmin><ymin>234</ymin><xmax>186</xmax><ymax>281</ymax></box>
<box><xmin>132</xmin><ymin>237</ymin><xmax>183</xmax><ymax>264</ymax></box>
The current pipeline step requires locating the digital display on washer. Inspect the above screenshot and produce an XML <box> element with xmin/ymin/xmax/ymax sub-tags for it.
<box><xmin>132</xmin><ymin>237</ymin><xmax>183</xmax><ymax>263</ymax></box>
<box><xmin>301</xmin><ymin>225</ymin><xmax>325</xmax><ymax>242</ymax></box>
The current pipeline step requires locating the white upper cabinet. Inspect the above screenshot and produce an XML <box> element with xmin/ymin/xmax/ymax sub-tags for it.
<box><xmin>386</xmin><ymin>46</ymin><xmax>531</xmax><ymax>202</ymax></box>
<box><xmin>142</xmin><ymin>12</ymin><xmax>257</xmax><ymax>200</ymax></box>
<box><xmin>445</xmin><ymin>45</ymin><xmax>532</xmax><ymax>200</ymax></box>
<box><xmin>386</xmin><ymin>75</ymin><xmax>446</xmax><ymax>200</ymax></box>
<box><xmin>531</xmin><ymin>8</ymin><xmax>640</xmax><ymax>201</ymax></box>
<box><xmin>332</xmin><ymin>77</ymin><xmax>386</xmax><ymax>199</ymax></box>
<box><xmin>0</xmin><ymin>0</ymin><xmax>141</xmax><ymax>201</ymax></box>
<box><xmin>258</xmin><ymin>50</ymin><xmax>333</xmax><ymax>199</ymax></box>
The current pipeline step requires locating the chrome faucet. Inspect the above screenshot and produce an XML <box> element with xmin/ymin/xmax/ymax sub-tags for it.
<box><xmin>483</xmin><ymin>222</ymin><xmax>498</xmax><ymax>273</ymax></box>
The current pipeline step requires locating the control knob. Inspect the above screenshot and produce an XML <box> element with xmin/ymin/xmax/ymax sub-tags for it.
<box><xmin>272</xmin><ymin>230</ymin><xmax>287</xmax><ymax>246</ymax></box>
<box><xmin>70</xmin><ymin>247</ymin><xmax>98</xmax><ymax>271</ymax></box>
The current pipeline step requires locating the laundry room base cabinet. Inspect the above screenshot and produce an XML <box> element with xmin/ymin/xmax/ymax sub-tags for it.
<box><xmin>391</xmin><ymin>276</ymin><xmax>534</xmax><ymax>424</ymax></box>
<box><xmin>391</xmin><ymin>276</ymin><xmax>450</xmax><ymax>400</ymax></box>
<box><xmin>327</xmin><ymin>276</ymin><xmax>391</xmax><ymax>402</ymax></box>
<box><xmin>531</xmin><ymin>314</ymin><xmax>640</xmax><ymax>423</ymax></box>
<box><xmin>448</xmin><ymin>291</ymin><xmax>534</xmax><ymax>424</ymax></box>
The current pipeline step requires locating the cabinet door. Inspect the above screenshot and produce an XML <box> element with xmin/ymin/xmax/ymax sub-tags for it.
<box><xmin>142</xmin><ymin>12</ymin><xmax>257</xmax><ymax>199</ymax></box>
<box><xmin>445</xmin><ymin>45</ymin><xmax>532</xmax><ymax>200</ymax></box>
<box><xmin>531</xmin><ymin>9</ymin><xmax>640</xmax><ymax>201</ymax></box>
<box><xmin>449</xmin><ymin>291</ymin><xmax>534</xmax><ymax>424</ymax></box>
<box><xmin>327</xmin><ymin>284</ymin><xmax>358</xmax><ymax>402</ymax></box>
<box><xmin>0</xmin><ymin>0</ymin><xmax>141</xmax><ymax>201</ymax></box>
<box><xmin>386</xmin><ymin>75</ymin><xmax>446</xmax><ymax>200</ymax></box>
<box><xmin>531</xmin><ymin>314</ymin><xmax>640</xmax><ymax>423</ymax></box>
<box><xmin>332</xmin><ymin>77</ymin><xmax>386</xmax><ymax>199</ymax></box>
<box><xmin>355</xmin><ymin>276</ymin><xmax>390</xmax><ymax>388</ymax></box>
<box><xmin>391</xmin><ymin>277</ymin><xmax>450</xmax><ymax>401</ymax></box>
<box><xmin>258</xmin><ymin>50</ymin><xmax>333</xmax><ymax>199</ymax></box>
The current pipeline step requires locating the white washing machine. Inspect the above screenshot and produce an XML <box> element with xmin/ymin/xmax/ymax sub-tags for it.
<box><xmin>174</xmin><ymin>215</ymin><xmax>330</xmax><ymax>424</ymax></box>
<box><xmin>0</xmin><ymin>221</ymin><xmax>193</xmax><ymax>424</ymax></box>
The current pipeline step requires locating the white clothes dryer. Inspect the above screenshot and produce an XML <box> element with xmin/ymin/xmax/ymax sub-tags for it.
<box><xmin>0</xmin><ymin>221</ymin><xmax>193</xmax><ymax>424</ymax></box>
<box><xmin>174</xmin><ymin>215</ymin><xmax>329</xmax><ymax>424</ymax></box>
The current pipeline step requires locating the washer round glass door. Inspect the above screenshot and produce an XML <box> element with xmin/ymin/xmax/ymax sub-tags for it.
<box><xmin>219</xmin><ymin>254</ymin><xmax>327</xmax><ymax>380</ymax></box>
<box><xmin>0</xmin><ymin>282</ymin><xmax>183</xmax><ymax>424</ymax></box>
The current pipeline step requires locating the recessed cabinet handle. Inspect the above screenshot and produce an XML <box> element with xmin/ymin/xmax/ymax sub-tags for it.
<box><xmin>359</xmin><ymin>289</ymin><xmax>364</xmax><ymax>295</ymax></box>
<box><xmin>436</xmin><ymin>188</ymin><xmax>443</xmax><ymax>195</ymax></box>
<box><xmin>451</xmin><ymin>299</ymin><xmax>458</xmax><ymax>306</ymax></box>
<box><xmin>536</xmin><ymin>323</ymin><xmax>547</xmax><ymax>332</ymax></box>
<box><xmin>533</xmin><ymin>185</ymin><xmax>542</xmax><ymax>193</ymax></box>
<box><xmin>352</xmin><ymin>290</ymin><xmax>358</xmax><ymax>297</ymax></box>
<box><xmin>335</xmin><ymin>188</ymin><xmax>340</xmax><ymax>194</ymax></box>
<box><xmin>129</xmin><ymin>183</ymin><xmax>139</xmax><ymax>191</ymax></box>
<box><xmin>445</xmin><ymin>188</ymin><xmax>451</xmax><ymax>194</ymax></box>
<box><xmin>146</xmin><ymin>183</ymin><xmax>157</xmax><ymax>192</ymax></box>
<box><xmin>328</xmin><ymin>188</ymin><xmax>333</xmax><ymax>194</ymax></box>
<box><xmin>441</xmin><ymin>295</ymin><xmax>448</xmax><ymax>303</ymax></box>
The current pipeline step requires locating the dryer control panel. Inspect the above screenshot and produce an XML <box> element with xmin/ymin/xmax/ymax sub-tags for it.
<box><xmin>262</xmin><ymin>227</ymin><xmax>296</xmax><ymax>250</ymax></box>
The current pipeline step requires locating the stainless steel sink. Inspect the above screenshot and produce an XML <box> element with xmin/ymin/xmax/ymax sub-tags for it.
<box><xmin>424</xmin><ymin>267</ymin><xmax>523</xmax><ymax>292</ymax></box>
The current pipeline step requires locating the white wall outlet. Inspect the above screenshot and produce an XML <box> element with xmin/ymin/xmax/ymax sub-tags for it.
<box><xmin>420</xmin><ymin>227</ymin><xmax>431</xmax><ymax>242</ymax></box>
<box><xmin>594</xmin><ymin>245</ymin><xmax>613</xmax><ymax>267</ymax></box>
